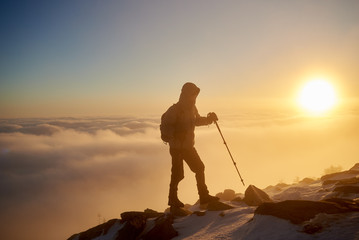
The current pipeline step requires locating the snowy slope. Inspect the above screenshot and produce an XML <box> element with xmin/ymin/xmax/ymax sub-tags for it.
<box><xmin>169</xmin><ymin>164</ymin><xmax>359</xmax><ymax>239</ymax></box>
<box><xmin>172</xmin><ymin>203</ymin><xmax>255</xmax><ymax>239</ymax></box>
<box><xmin>68</xmin><ymin>164</ymin><xmax>359</xmax><ymax>240</ymax></box>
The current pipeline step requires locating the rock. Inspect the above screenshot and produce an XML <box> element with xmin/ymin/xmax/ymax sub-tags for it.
<box><xmin>216</xmin><ymin>189</ymin><xmax>236</xmax><ymax>201</ymax></box>
<box><xmin>299</xmin><ymin>178</ymin><xmax>316</xmax><ymax>184</ymax></box>
<box><xmin>117</xmin><ymin>210</ymin><xmax>178</xmax><ymax>240</ymax></box>
<box><xmin>322</xmin><ymin>177</ymin><xmax>359</xmax><ymax>185</ymax></box>
<box><xmin>219</xmin><ymin>212</ymin><xmax>226</xmax><ymax>217</ymax></box>
<box><xmin>243</xmin><ymin>185</ymin><xmax>272</xmax><ymax>206</ymax></box>
<box><xmin>321</xmin><ymin>168</ymin><xmax>359</xmax><ymax>182</ymax></box>
<box><xmin>138</xmin><ymin>214</ymin><xmax>178</xmax><ymax>240</ymax></box>
<box><xmin>206</xmin><ymin>201</ymin><xmax>234</xmax><ymax>211</ymax></box>
<box><xmin>302</xmin><ymin>222</ymin><xmax>323</xmax><ymax>234</ymax></box>
<box><xmin>121</xmin><ymin>209</ymin><xmax>163</xmax><ymax>222</ymax></box>
<box><xmin>68</xmin><ymin>209</ymin><xmax>175</xmax><ymax>240</ymax></box>
<box><xmin>333</xmin><ymin>186</ymin><xmax>359</xmax><ymax>194</ymax></box>
<box><xmin>350</xmin><ymin>163</ymin><xmax>359</xmax><ymax>171</ymax></box>
<box><xmin>116</xmin><ymin>219</ymin><xmax>146</xmax><ymax>240</ymax></box>
<box><xmin>255</xmin><ymin>199</ymin><xmax>359</xmax><ymax>224</ymax></box>
<box><xmin>144</xmin><ymin>208</ymin><xmax>165</xmax><ymax>218</ymax></box>
<box><xmin>117</xmin><ymin>209</ymin><xmax>169</xmax><ymax>240</ymax></box>
<box><xmin>325</xmin><ymin>198</ymin><xmax>359</xmax><ymax>211</ymax></box>
<box><xmin>117</xmin><ymin>212</ymin><xmax>149</xmax><ymax>240</ymax></box>
<box><xmin>275</xmin><ymin>183</ymin><xmax>290</xmax><ymax>188</ymax></box>
<box><xmin>169</xmin><ymin>206</ymin><xmax>192</xmax><ymax>217</ymax></box>
<box><xmin>192</xmin><ymin>211</ymin><xmax>206</xmax><ymax>216</ymax></box>
<box><xmin>67</xmin><ymin>219</ymin><xmax>118</xmax><ymax>240</ymax></box>
<box><xmin>231</xmin><ymin>196</ymin><xmax>243</xmax><ymax>203</ymax></box>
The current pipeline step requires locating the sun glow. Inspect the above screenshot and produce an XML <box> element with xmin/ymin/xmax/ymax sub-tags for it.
<box><xmin>297</xmin><ymin>78</ymin><xmax>338</xmax><ymax>115</ymax></box>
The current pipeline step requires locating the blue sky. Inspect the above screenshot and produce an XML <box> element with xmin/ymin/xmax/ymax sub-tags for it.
<box><xmin>1</xmin><ymin>0</ymin><xmax>359</xmax><ymax>117</ymax></box>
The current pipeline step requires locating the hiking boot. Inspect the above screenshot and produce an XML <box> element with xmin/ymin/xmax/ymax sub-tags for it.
<box><xmin>168</xmin><ymin>197</ymin><xmax>185</xmax><ymax>208</ymax></box>
<box><xmin>200</xmin><ymin>194</ymin><xmax>219</xmax><ymax>205</ymax></box>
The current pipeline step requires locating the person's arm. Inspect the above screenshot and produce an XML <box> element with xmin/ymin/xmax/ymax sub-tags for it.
<box><xmin>194</xmin><ymin>107</ymin><xmax>212</xmax><ymax>126</ymax></box>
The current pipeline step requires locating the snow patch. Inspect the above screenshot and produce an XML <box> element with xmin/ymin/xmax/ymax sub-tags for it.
<box><xmin>92</xmin><ymin>221</ymin><xmax>124</xmax><ymax>240</ymax></box>
<box><xmin>172</xmin><ymin>206</ymin><xmax>255</xmax><ymax>239</ymax></box>
<box><xmin>236</xmin><ymin>215</ymin><xmax>310</xmax><ymax>240</ymax></box>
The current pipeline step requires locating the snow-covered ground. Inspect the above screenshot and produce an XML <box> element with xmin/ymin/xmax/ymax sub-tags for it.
<box><xmin>173</xmin><ymin>203</ymin><xmax>254</xmax><ymax>239</ymax></box>
<box><xmin>171</xmin><ymin>164</ymin><xmax>359</xmax><ymax>239</ymax></box>
<box><xmin>171</xmin><ymin>202</ymin><xmax>359</xmax><ymax>240</ymax></box>
<box><xmin>69</xmin><ymin>164</ymin><xmax>359</xmax><ymax>240</ymax></box>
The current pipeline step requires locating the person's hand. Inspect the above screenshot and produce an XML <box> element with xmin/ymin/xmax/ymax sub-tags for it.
<box><xmin>207</xmin><ymin>112</ymin><xmax>218</xmax><ymax>123</ymax></box>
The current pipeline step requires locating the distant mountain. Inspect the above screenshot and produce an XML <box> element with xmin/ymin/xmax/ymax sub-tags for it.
<box><xmin>68</xmin><ymin>164</ymin><xmax>359</xmax><ymax>240</ymax></box>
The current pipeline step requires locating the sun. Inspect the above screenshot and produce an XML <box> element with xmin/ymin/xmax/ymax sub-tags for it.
<box><xmin>297</xmin><ymin>78</ymin><xmax>338</xmax><ymax>114</ymax></box>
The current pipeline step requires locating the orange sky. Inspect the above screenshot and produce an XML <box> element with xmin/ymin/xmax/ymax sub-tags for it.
<box><xmin>1</xmin><ymin>1</ymin><xmax>359</xmax><ymax>118</ymax></box>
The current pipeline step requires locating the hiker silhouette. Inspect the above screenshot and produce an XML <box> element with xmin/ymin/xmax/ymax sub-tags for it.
<box><xmin>161</xmin><ymin>82</ymin><xmax>219</xmax><ymax>208</ymax></box>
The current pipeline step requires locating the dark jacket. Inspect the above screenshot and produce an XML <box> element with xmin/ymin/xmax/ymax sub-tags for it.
<box><xmin>163</xmin><ymin>101</ymin><xmax>211</xmax><ymax>149</ymax></box>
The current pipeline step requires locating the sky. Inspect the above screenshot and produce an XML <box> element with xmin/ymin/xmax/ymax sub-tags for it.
<box><xmin>1</xmin><ymin>0</ymin><xmax>358</xmax><ymax>117</ymax></box>
<box><xmin>1</xmin><ymin>1</ymin><xmax>359</xmax><ymax>240</ymax></box>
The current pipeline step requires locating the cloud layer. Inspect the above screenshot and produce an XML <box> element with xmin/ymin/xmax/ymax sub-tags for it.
<box><xmin>1</xmin><ymin>112</ymin><xmax>358</xmax><ymax>240</ymax></box>
<box><xmin>0</xmin><ymin>117</ymin><xmax>170</xmax><ymax>240</ymax></box>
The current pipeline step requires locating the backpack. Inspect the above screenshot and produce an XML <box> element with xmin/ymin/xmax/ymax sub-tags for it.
<box><xmin>160</xmin><ymin>104</ymin><xmax>178</xmax><ymax>143</ymax></box>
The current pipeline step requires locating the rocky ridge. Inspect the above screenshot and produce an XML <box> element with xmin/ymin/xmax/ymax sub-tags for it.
<box><xmin>68</xmin><ymin>163</ymin><xmax>359</xmax><ymax>240</ymax></box>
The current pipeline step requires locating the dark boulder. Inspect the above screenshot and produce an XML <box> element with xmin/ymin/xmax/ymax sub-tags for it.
<box><xmin>333</xmin><ymin>186</ymin><xmax>359</xmax><ymax>194</ymax></box>
<box><xmin>231</xmin><ymin>196</ymin><xmax>243</xmax><ymax>203</ymax></box>
<box><xmin>243</xmin><ymin>185</ymin><xmax>272</xmax><ymax>206</ymax></box>
<box><xmin>67</xmin><ymin>219</ymin><xmax>118</xmax><ymax>240</ymax></box>
<box><xmin>168</xmin><ymin>206</ymin><xmax>192</xmax><ymax>217</ymax></box>
<box><xmin>216</xmin><ymin>189</ymin><xmax>236</xmax><ymax>201</ymax></box>
<box><xmin>117</xmin><ymin>209</ymin><xmax>173</xmax><ymax>240</ymax></box>
<box><xmin>255</xmin><ymin>199</ymin><xmax>359</xmax><ymax>224</ymax></box>
<box><xmin>323</xmin><ymin>177</ymin><xmax>359</xmax><ymax>185</ymax></box>
<box><xmin>192</xmin><ymin>211</ymin><xmax>206</xmax><ymax>216</ymax></box>
<box><xmin>321</xmin><ymin>164</ymin><xmax>359</xmax><ymax>182</ymax></box>
<box><xmin>207</xmin><ymin>201</ymin><xmax>234</xmax><ymax>211</ymax></box>
<box><xmin>116</xmin><ymin>212</ymin><xmax>149</xmax><ymax>240</ymax></box>
<box><xmin>325</xmin><ymin>198</ymin><xmax>359</xmax><ymax>211</ymax></box>
<box><xmin>139</xmin><ymin>214</ymin><xmax>178</xmax><ymax>240</ymax></box>
<box><xmin>116</xmin><ymin>220</ymin><xmax>146</xmax><ymax>240</ymax></box>
<box><xmin>68</xmin><ymin>209</ymin><xmax>177</xmax><ymax>240</ymax></box>
<box><xmin>120</xmin><ymin>209</ymin><xmax>163</xmax><ymax>222</ymax></box>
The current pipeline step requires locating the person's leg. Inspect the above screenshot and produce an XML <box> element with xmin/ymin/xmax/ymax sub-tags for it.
<box><xmin>182</xmin><ymin>148</ymin><xmax>210</xmax><ymax>198</ymax></box>
<box><xmin>183</xmin><ymin>147</ymin><xmax>219</xmax><ymax>204</ymax></box>
<box><xmin>168</xmin><ymin>147</ymin><xmax>185</xmax><ymax>207</ymax></box>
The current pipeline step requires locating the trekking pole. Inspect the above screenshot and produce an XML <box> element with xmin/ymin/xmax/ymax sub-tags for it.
<box><xmin>214</xmin><ymin>121</ymin><xmax>245</xmax><ymax>186</ymax></box>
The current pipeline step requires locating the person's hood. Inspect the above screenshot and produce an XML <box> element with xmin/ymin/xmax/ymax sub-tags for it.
<box><xmin>179</xmin><ymin>82</ymin><xmax>200</xmax><ymax>102</ymax></box>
